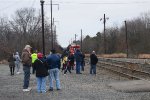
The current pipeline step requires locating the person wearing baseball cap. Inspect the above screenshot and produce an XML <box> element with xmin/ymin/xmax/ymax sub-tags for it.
<box><xmin>21</xmin><ymin>45</ymin><xmax>32</xmax><ymax>92</ymax></box>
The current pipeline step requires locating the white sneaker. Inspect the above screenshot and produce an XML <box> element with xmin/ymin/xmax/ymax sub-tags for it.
<box><xmin>16</xmin><ymin>72</ymin><xmax>21</xmax><ymax>74</ymax></box>
<box><xmin>27</xmin><ymin>87</ymin><xmax>32</xmax><ymax>91</ymax></box>
<box><xmin>23</xmin><ymin>89</ymin><xmax>31</xmax><ymax>92</ymax></box>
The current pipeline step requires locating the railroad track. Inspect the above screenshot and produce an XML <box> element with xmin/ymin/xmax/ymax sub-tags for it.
<box><xmin>98</xmin><ymin>58</ymin><xmax>150</xmax><ymax>80</ymax></box>
<box><xmin>86</xmin><ymin>57</ymin><xmax>150</xmax><ymax>80</ymax></box>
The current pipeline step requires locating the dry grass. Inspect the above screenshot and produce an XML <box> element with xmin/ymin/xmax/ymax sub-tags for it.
<box><xmin>85</xmin><ymin>53</ymin><xmax>127</xmax><ymax>58</ymax></box>
<box><xmin>138</xmin><ymin>54</ymin><xmax>150</xmax><ymax>59</ymax></box>
<box><xmin>100</xmin><ymin>53</ymin><xmax>127</xmax><ymax>58</ymax></box>
<box><xmin>0</xmin><ymin>60</ymin><xmax>8</xmax><ymax>64</ymax></box>
<box><xmin>86</xmin><ymin>53</ymin><xmax>150</xmax><ymax>59</ymax></box>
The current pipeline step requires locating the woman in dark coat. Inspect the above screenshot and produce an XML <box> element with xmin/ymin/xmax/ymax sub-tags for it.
<box><xmin>34</xmin><ymin>53</ymin><xmax>48</xmax><ymax>93</ymax></box>
<box><xmin>8</xmin><ymin>53</ymin><xmax>15</xmax><ymax>75</ymax></box>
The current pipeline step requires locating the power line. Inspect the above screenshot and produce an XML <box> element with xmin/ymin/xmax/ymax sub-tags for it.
<box><xmin>52</xmin><ymin>1</ymin><xmax>150</xmax><ymax>5</ymax></box>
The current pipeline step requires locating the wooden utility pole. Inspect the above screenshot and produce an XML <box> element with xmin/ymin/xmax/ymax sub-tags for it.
<box><xmin>104</xmin><ymin>14</ymin><xmax>106</xmax><ymax>54</ymax></box>
<box><xmin>125</xmin><ymin>20</ymin><xmax>129</xmax><ymax>58</ymax></box>
<box><xmin>50</xmin><ymin>0</ymin><xmax>59</xmax><ymax>50</ymax></box>
<box><xmin>50</xmin><ymin>0</ymin><xmax>53</xmax><ymax>50</ymax></box>
<box><xmin>100</xmin><ymin>14</ymin><xmax>109</xmax><ymax>54</ymax></box>
<box><xmin>75</xmin><ymin>34</ymin><xmax>77</xmax><ymax>46</ymax></box>
<box><xmin>40</xmin><ymin>0</ymin><xmax>45</xmax><ymax>55</ymax></box>
<box><xmin>81</xmin><ymin>29</ymin><xmax>83</xmax><ymax>52</ymax></box>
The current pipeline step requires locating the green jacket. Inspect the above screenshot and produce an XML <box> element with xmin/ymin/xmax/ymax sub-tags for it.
<box><xmin>31</xmin><ymin>53</ymin><xmax>37</xmax><ymax>63</ymax></box>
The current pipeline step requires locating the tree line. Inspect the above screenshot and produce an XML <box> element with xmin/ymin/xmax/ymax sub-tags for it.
<box><xmin>80</xmin><ymin>12</ymin><xmax>150</xmax><ymax>56</ymax></box>
<box><xmin>0</xmin><ymin>8</ymin><xmax>62</xmax><ymax>60</ymax></box>
<box><xmin>1</xmin><ymin>8</ymin><xmax>150</xmax><ymax>59</ymax></box>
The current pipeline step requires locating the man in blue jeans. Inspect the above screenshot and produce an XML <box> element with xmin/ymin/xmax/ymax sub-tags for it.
<box><xmin>90</xmin><ymin>51</ymin><xmax>98</xmax><ymax>75</ymax></box>
<box><xmin>47</xmin><ymin>49</ymin><xmax>61</xmax><ymax>91</ymax></box>
<box><xmin>74</xmin><ymin>49</ymin><xmax>82</xmax><ymax>74</ymax></box>
<box><xmin>21</xmin><ymin>45</ymin><xmax>32</xmax><ymax>92</ymax></box>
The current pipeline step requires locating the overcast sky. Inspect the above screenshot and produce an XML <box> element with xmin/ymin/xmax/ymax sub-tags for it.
<box><xmin>0</xmin><ymin>0</ymin><xmax>150</xmax><ymax>47</ymax></box>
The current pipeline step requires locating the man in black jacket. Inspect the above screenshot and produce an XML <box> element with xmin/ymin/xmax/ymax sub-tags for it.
<box><xmin>74</xmin><ymin>49</ymin><xmax>82</xmax><ymax>74</ymax></box>
<box><xmin>90</xmin><ymin>51</ymin><xmax>98</xmax><ymax>75</ymax></box>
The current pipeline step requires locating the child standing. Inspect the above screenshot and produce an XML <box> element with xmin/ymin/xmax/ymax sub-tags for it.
<box><xmin>34</xmin><ymin>53</ymin><xmax>48</xmax><ymax>93</ymax></box>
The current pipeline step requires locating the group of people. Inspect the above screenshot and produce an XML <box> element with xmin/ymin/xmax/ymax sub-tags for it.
<box><xmin>8</xmin><ymin>44</ymin><xmax>98</xmax><ymax>93</ymax></box>
<box><xmin>8</xmin><ymin>52</ymin><xmax>21</xmax><ymax>75</ymax></box>
<box><xmin>61</xmin><ymin>49</ymin><xmax>85</xmax><ymax>75</ymax></box>
<box><xmin>21</xmin><ymin>45</ymin><xmax>61</xmax><ymax>93</ymax></box>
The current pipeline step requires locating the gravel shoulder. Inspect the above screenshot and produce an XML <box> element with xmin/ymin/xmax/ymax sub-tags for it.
<box><xmin>0</xmin><ymin>63</ymin><xmax>150</xmax><ymax>100</ymax></box>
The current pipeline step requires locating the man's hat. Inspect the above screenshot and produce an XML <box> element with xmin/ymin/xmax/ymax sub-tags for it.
<box><xmin>25</xmin><ymin>45</ymin><xmax>32</xmax><ymax>49</ymax></box>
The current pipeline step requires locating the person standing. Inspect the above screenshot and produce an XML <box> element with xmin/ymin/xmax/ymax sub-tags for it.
<box><xmin>14</xmin><ymin>52</ymin><xmax>21</xmax><ymax>74</ymax></box>
<box><xmin>68</xmin><ymin>53</ymin><xmax>75</xmax><ymax>70</ymax></box>
<box><xmin>34</xmin><ymin>53</ymin><xmax>48</xmax><ymax>93</ymax></box>
<box><xmin>62</xmin><ymin>55</ymin><xmax>68</xmax><ymax>72</ymax></box>
<box><xmin>8</xmin><ymin>53</ymin><xmax>15</xmax><ymax>76</ymax></box>
<box><xmin>74</xmin><ymin>49</ymin><xmax>82</xmax><ymax>74</ymax></box>
<box><xmin>21</xmin><ymin>45</ymin><xmax>32</xmax><ymax>92</ymax></box>
<box><xmin>64</xmin><ymin>59</ymin><xmax>71</xmax><ymax>74</ymax></box>
<box><xmin>81</xmin><ymin>53</ymin><xmax>85</xmax><ymax>71</ymax></box>
<box><xmin>31</xmin><ymin>50</ymin><xmax>37</xmax><ymax>74</ymax></box>
<box><xmin>47</xmin><ymin>49</ymin><xmax>61</xmax><ymax>91</ymax></box>
<box><xmin>90</xmin><ymin>51</ymin><xmax>98</xmax><ymax>75</ymax></box>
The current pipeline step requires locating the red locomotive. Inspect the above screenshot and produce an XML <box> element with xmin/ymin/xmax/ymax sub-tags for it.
<box><xmin>69</xmin><ymin>43</ymin><xmax>80</xmax><ymax>54</ymax></box>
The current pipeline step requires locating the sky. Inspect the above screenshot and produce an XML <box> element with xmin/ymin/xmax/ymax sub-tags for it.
<box><xmin>0</xmin><ymin>0</ymin><xmax>150</xmax><ymax>47</ymax></box>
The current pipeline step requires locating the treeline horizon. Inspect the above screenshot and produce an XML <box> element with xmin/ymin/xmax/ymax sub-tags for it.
<box><xmin>76</xmin><ymin>12</ymin><xmax>150</xmax><ymax>56</ymax></box>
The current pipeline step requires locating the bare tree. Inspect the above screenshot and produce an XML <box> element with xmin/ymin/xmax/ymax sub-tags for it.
<box><xmin>0</xmin><ymin>8</ymin><xmax>60</xmax><ymax>60</ymax></box>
